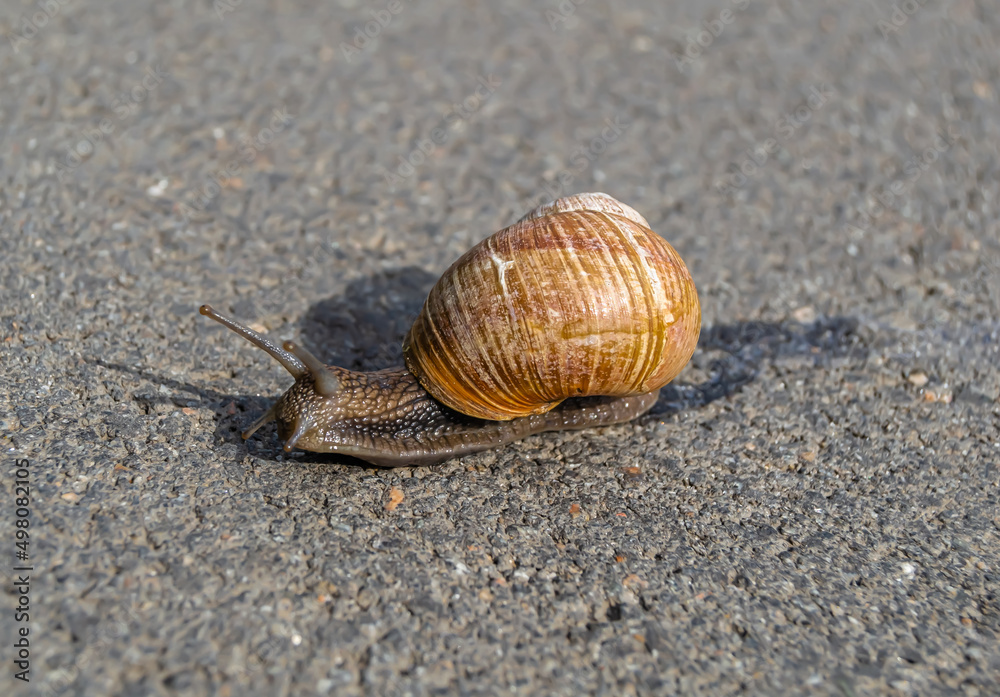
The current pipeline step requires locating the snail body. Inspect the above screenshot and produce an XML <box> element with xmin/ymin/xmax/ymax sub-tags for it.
<box><xmin>201</xmin><ymin>193</ymin><xmax>700</xmax><ymax>466</ymax></box>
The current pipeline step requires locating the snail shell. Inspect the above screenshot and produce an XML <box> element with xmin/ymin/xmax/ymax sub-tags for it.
<box><xmin>403</xmin><ymin>192</ymin><xmax>701</xmax><ymax>420</ymax></box>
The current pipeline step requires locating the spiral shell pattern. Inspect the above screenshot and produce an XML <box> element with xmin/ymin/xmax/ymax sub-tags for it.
<box><xmin>402</xmin><ymin>193</ymin><xmax>701</xmax><ymax>420</ymax></box>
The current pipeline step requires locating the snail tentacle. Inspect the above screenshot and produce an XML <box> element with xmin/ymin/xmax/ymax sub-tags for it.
<box><xmin>242</xmin><ymin>403</ymin><xmax>278</xmax><ymax>440</ymax></box>
<box><xmin>200</xmin><ymin>305</ymin><xmax>306</xmax><ymax>379</ymax></box>
<box><xmin>282</xmin><ymin>414</ymin><xmax>314</xmax><ymax>452</ymax></box>
<box><xmin>283</xmin><ymin>341</ymin><xmax>341</xmax><ymax>396</ymax></box>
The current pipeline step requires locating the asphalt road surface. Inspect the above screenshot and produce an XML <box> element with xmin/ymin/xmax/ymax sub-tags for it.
<box><xmin>1</xmin><ymin>0</ymin><xmax>998</xmax><ymax>695</ymax></box>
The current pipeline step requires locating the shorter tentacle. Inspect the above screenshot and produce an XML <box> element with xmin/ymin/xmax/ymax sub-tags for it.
<box><xmin>242</xmin><ymin>403</ymin><xmax>278</xmax><ymax>439</ymax></box>
<box><xmin>283</xmin><ymin>341</ymin><xmax>341</xmax><ymax>396</ymax></box>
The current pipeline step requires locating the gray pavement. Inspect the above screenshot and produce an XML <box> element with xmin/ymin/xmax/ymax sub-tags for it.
<box><xmin>1</xmin><ymin>0</ymin><xmax>998</xmax><ymax>695</ymax></box>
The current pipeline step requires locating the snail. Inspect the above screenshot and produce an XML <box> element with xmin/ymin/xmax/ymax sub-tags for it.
<box><xmin>200</xmin><ymin>193</ymin><xmax>700</xmax><ymax>466</ymax></box>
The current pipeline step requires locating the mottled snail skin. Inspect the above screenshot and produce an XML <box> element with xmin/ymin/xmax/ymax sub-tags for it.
<box><xmin>200</xmin><ymin>193</ymin><xmax>700</xmax><ymax>466</ymax></box>
<box><xmin>270</xmin><ymin>365</ymin><xmax>660</xmax><ymax>467</ymax></box>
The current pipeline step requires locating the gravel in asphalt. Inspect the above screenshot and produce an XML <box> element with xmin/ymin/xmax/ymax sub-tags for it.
<box><xmin>1</xmin><ymin>0</ymin><xmax>998</xmax><ymax>695</ymax></box>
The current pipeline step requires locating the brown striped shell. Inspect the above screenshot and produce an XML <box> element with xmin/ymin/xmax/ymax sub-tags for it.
<box><xmin>402</xmin><ymin>193</ymin><xmax>701</xmax><ymax>421</ymax></box>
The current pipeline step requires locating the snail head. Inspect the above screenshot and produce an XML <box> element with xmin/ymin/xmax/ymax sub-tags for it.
<box><xmin>199</xmin><ymin>305</ymin><xmax>345</xmax><ymax>451</ymax></box>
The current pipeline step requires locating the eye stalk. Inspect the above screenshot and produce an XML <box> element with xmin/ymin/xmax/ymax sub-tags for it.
<box><xmin>199</xmin><ymin>305</ymin><xmax>305</xmax><ymax>379</ymax></box>
<box><xmin>281</xmin><ymin>341</ymin><xmax>340</xmax><ymax>396</ymax></box>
